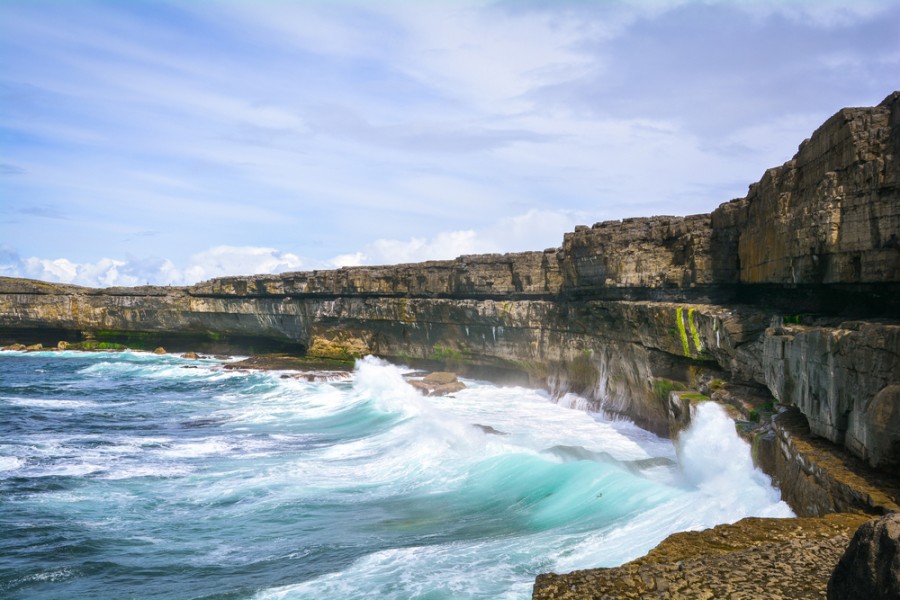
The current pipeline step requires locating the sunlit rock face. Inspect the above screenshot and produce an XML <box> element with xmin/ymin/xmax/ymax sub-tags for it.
<box><xmin>1</xmin><ymin>93</ymin><xmax>898</xmax><ymax>478</ymax></box>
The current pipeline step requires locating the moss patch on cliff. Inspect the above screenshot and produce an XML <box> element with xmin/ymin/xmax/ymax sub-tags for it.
<box><xmin>676</xmin><ymin>307</ymin><xmax>691</xmax><ymax>356</ymax></box>
<box><xmin>653</xmin><ymin>377</ymin><xmax>686</xmax><ymax>403</ymax></box>
<box><xmin>431</xmin><ymin>344</ymin><xmax>463</xmax><ymax>362</ymax></box>
<box><xmin>687</xmin><ymin>307</ymin><xmax>703</xmax><ymax>352</ymax></box>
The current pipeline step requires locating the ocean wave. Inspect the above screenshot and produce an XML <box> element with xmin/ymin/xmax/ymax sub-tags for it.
<box><xmin>3</xmin><ymin>396</ymin><xmax>100</xmax><ymax>409</ymax></box>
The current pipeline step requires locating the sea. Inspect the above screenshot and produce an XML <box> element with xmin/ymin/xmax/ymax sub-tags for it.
<box><xmin>0</xmin><ymin>350</ymin><xmax>793</xmax><ymax>599</ymax></box>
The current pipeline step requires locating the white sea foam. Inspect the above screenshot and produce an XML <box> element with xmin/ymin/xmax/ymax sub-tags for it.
<box><xmin>678</xmin><ymin>402</ymin><xmax>792</xmax><ymax>518</ymax></box>
<box><xmin>254</xmin><ymin>536</ymin><xmax>550</xmax><ymax>600</ymax></box>
<box><xmin>158</xmin><ymin>439</ymin><xmax>233</xmax><ymax>458</ymax></box>
<box><xmin>100</xmin><ymin>464</ymin><xmax>195</xmax><ymax>479</ymax></box>
<box><xmin>549</xmin><ymin>402</ymin><xmax>792</xmax><ymax>573</ymax></box>
<box><xmin>3</xmin><ymin>397</ymin><xmax>99</xmax><ymax>409</ymax></box>
<box><xmin>446</xmin><ymin>383</ymin><xmax>668</xmax><ymax>463</ymax></box>
<box><xmin>30</xmin><ymin>462</ymin><xmax>106</xmax><ymax>477</ymax></box>
<box><xmin>0</xmin><ymin>456</ymin><xmax>23</xmax><ymax>472</ymax></box>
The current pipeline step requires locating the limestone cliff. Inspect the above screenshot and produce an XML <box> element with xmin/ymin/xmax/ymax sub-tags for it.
<box><xmin>1</xmin><ymin>93</ymin><xmax>898</xmax><ymax>506</ymax></box>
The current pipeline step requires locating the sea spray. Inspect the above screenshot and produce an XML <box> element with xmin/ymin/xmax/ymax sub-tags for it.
<box><xmin>678</xmin><ymin>402</ymin><xmax>793</xmax><ymax>519</ymax></box>
<box><xmin>1</xmin><ymin>352</ymin><xmax>791</xmax><ymax>600</ymax></box>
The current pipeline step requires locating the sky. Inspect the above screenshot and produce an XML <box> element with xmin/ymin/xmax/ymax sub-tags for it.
<box><xmin>1</xmin><ymin>0</ymin><xmax>898</xmax><ymax>287</ymax></box>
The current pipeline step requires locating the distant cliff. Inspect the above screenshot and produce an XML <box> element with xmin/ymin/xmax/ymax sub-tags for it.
<box><xmin>2</xmin><ymin>92</ymin><xmax>899</xmax><ymax>516</ymax></box>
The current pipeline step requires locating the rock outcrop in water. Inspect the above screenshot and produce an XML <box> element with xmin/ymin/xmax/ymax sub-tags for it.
<box><xmin>1</xmin><ymin>93</ymin><xmax>898</xmax><ymax>519</ymax></box>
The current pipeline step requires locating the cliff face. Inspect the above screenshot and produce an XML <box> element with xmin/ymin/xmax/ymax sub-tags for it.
<box><xmin>2</xmin><ymin>93</ymin><xmax>898</xmax><ymax>490</ymax></box>
<box><xmin>732</xmin><ymin>94</ymin><xmax>900</xmax><ymax>285</ymax></box>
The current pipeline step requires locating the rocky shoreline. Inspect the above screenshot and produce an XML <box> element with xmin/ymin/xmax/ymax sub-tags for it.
<box><xmin>2</xmin><ymin>92</ymin><xmax>899</xmax><ymax>597</ymax></box>
<box><xmin>533</xmin><ymin>513</ymin><xmax>872</xmax><ymax>600</ymax></box>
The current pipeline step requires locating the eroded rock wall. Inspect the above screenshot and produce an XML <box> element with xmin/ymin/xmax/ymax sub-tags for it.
<box><xmin>723</xmin><ymin>92</ymin><xmax>900</xmax><ymax>286</ymax></box>
<box><xmin>193</xmin><ymin>250</ymin><xmax>563</xmax><ymax>298</ymax></box>
<box><xmin>559</xmin><ymin>213</ymin><xmax>712</xmax><ymax>292</ymax></box>
<box><xmin>764</xmin><ymin>322</ymin><xmax>900</xmax><ymax>470</ymax></box>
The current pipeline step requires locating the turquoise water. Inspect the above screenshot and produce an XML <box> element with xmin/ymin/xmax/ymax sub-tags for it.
<box><xmin>0</xmin><ymin>351</ymin><xmax>791</xmax><ymax>599</ymax></box>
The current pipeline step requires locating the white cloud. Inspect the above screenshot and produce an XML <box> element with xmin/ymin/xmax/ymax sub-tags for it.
<box><xmin>2</xmin><ymin>246</ymin><xmax>307</xmax><ymax>288</ymax></box>
<box><xmin>182</xmin><ymin>246</ymin><xmax>304</xmax><ymax>283</ymax></box>
<box><xmin>329</xmin><ymin>209</ymin><xmax>581</xmax><ymax>266</ymax></box>
<box><xmin>328</xmin><ymin>252</ymin><xmax>366</xmax><ymax>268</ymax></box>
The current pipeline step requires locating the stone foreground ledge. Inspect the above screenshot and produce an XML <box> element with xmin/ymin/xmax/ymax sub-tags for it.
<box><xmin>532</xmin><ymin>513</ymin><xmax>870</xmax><ymax>600</ymax></box>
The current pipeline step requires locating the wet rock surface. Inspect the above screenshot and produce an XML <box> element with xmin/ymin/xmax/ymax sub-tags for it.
<box><xmin>221</xmin><ymin>354</ymin><xmax>354</xmax><ymax>372</ymax></box>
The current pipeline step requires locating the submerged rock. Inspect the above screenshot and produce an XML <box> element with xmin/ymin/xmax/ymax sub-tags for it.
<box><xmin>280</xmin><ymin>371</ymin><xmax>353</xmax><ymax>382</ymax></box>
<box><xmin>473</xmin><ymin>424</ymin><xmax>508</xmax><ymax>435</ymax></box>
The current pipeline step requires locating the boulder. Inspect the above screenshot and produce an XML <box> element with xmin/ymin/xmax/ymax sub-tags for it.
<box><xmin>152</xmin><ymin>347</ymin><xmax>167</xmax><ymax>355</ymax></box>
<box><xmin>409</xmin><ymin>372</ymin><xmax>467</xmax><ymax>396</ymax></box>
<box><xmin>828</xmin><ymin>512</ymin><xmax>900</xmax><ymax>599</ymax></box>
<box><xmin>423</xmin><ymin>371</ymin><xmax>460</xmax><ymax>385</ymax></box>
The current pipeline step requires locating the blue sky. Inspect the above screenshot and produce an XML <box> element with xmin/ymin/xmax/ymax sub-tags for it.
<box><xmin>1</xmin><ymin>0</ymin><xmax>898</xmax><ymax>286</ymax></box>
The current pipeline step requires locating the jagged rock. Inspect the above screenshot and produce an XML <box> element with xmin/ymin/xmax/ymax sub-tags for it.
<box><xmin>57</xmin><ymin>340</ymin><xmax>69</xmax><ymax>350</ymax></box>
<box><xmin>25</xmin><ymin>343</ymin><xmax>42</xmax><ymax>351</ymax></box>
<box><xmin>152</xmin><ymin>347</ymin><xmax>166</xmax><ymax>355</ymax></box>
<box><xmin>827</xmin><ymin>512</ymin><xmax>900</xmax><ymax>600</ymax></box>
<box><xmin>2</xmin><ymin>343</ymin><xmax>26</xmax><ymax>351</ymax></box>
<box><xmin>183</xmin><ymin>351</ymin><xmax>199</xmax><ymax>359</ymax></box>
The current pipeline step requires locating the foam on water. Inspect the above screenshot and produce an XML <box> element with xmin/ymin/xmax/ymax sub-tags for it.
<box><xmin>0</xmin><ymin>456</ymin><xmax>23</xmax><ymax>472</ymax></box>
<box><xmin>0</xmin><ymin>352</ymin><xmax>792</xmax><ymax>600</ymax></box>
<box><xmin>3</xmin><ymin>397</ymin><xmax>100</xmax><ymax>409</ymax></box>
